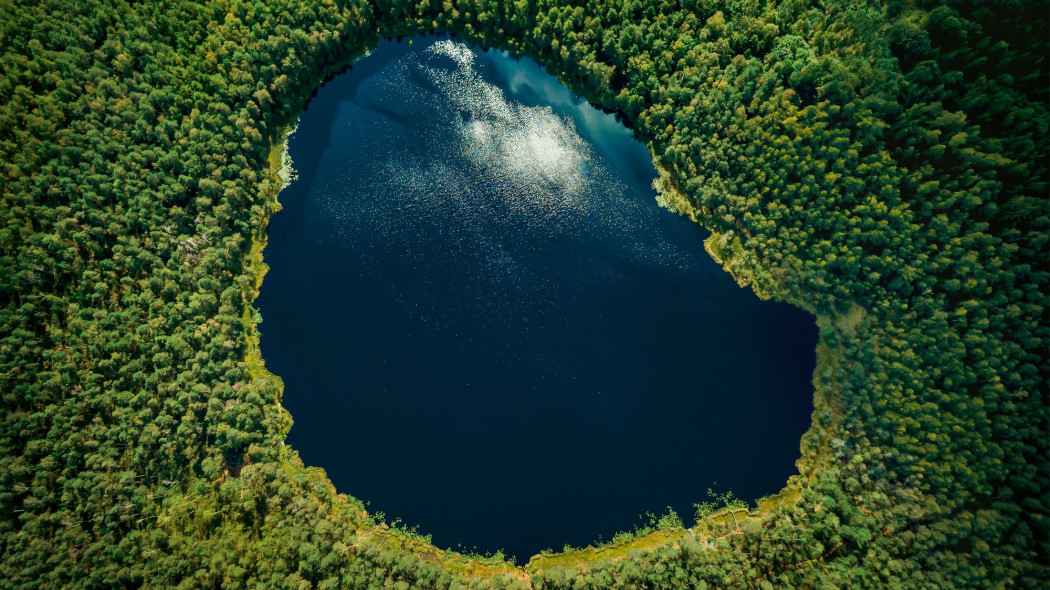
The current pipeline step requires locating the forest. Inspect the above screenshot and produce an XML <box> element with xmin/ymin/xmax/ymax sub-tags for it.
<box><xmin>0</xmin><ymin>0</ymin><xmax>1046</xmax><ymax>588</ymax></box>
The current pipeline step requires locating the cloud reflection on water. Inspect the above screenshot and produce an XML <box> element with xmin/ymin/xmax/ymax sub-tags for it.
<box><xmin>318</xmin><ymin>40</ymin><xmax>694</xmax><ymax>326</ymax></box>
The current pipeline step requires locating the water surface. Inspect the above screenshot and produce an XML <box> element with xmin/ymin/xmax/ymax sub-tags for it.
<box><xmin>256</xmin><ymin>36</ymin><xmax>817</xmax><ymax>561</ymax></box>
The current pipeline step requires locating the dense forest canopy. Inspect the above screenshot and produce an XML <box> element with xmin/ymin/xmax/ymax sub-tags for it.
<box><xmin>0</xmin><ymin>0</ymin><xmax>1046</xmax><ymax>588</ymax></box>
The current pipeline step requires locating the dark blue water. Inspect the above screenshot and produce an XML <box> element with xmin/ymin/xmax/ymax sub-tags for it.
<box><xmin>256</xmin><ymin>36</ymin><xmax>817</xmax><ymax>561</ymax></box>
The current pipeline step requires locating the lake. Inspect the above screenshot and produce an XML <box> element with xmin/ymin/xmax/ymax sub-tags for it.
<box><xmin>255</xmin><ymin>35</ymin><xmax>817</xmax><ymax>561</ymax></box>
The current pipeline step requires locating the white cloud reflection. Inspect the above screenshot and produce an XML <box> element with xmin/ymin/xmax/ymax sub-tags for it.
<box><xmin>314</xmin><ymin>40</ymin><xmax>693</xmax><ymax>325</ymax></box>
<box><xmin>427</xmin><ymin>40</ymin><xmax>591</xmax><ymax>203</ymax></box>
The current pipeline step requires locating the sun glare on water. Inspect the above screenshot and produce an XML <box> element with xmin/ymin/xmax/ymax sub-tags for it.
<box><xmin>426</xmin><ymin>40</ymin><xmax>591</xmax><ymax>205</ymax></box>
<box><xmin>314</xmin><ymin>39</ymin><xmax>692</xmax><ymax>319</ymax></box>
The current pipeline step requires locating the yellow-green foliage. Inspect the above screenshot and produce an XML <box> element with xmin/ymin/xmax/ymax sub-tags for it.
<box><xmin>0</xmin><ymin>0</ymin><xmax>1046</xmax><ymax>588</ymax></box>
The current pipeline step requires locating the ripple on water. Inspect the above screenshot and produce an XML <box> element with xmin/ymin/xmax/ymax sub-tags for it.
<box><xmin>259</xmin><ymin>36</ymin><xmax>820</xmax><ymax>560</ymax></box>
<box><xmin>319</xmin><ymin>40</ymin><xmax>695</xmax><ymax>326</ymax></box>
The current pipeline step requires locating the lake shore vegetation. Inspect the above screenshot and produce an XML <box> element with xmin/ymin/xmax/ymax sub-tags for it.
<box><xmin>1</xmin><ymin>0</ymin><xmax>1046</xmax><ymax>588</ymax></box>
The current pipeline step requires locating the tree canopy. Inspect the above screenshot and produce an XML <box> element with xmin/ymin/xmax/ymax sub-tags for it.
<box><xmin>0</xmin><ymin>0</ymin><xmax>1046</xmax><ymax>588</ymax></box>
